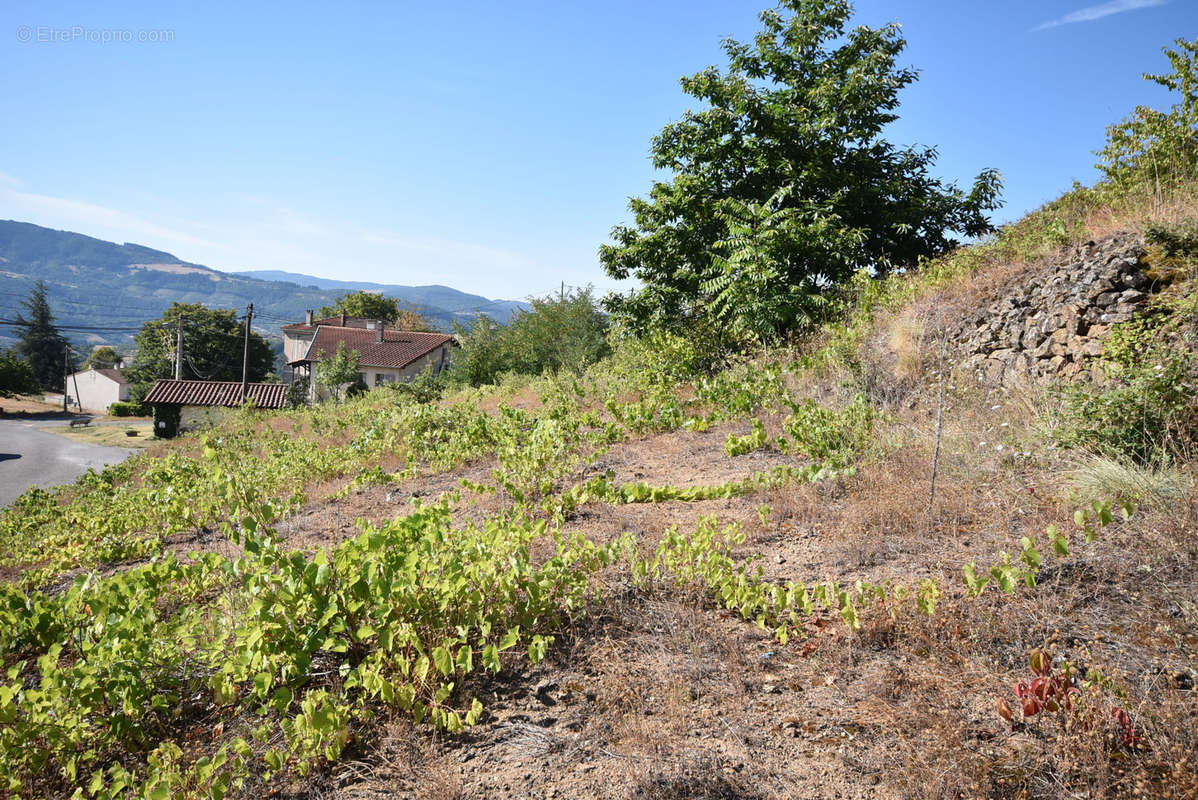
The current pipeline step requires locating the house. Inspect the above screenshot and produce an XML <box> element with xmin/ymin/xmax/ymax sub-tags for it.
<box><xmin>283</xmin><ymin>311</ymin><xmax>455</xmax><ymax>401</ymax></box>
<box><xmin>143</xmin><ymin>379</ymin><xmax>287</xmax><ymax>437</ymax></box>
<box><xmin>65</xmin><ymin>367</ymin><xmax>129</xmax><ymax>413</ymax></box>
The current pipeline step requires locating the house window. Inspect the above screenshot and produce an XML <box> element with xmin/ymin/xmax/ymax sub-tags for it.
<box><xmin>375</xmin><ymin>373</ymin><xmax>395</xmax><ymax>386</ymax></box>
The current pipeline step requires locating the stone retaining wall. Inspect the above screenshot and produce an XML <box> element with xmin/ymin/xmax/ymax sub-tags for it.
<box><xmin>954</xmin><ymin>234</ymin><xmax>1162</xmax><ymax>386</ymax></box>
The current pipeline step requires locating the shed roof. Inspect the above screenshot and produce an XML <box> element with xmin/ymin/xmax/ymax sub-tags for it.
<box><xmin>292</xmin><ymin>326</ymin><xmax>454</xmax><ymax>369</ymax></box>
<box><xmin>143</xmin><ymin>380</ymin><xmax>287</xmax><ymax>409</ymax></box>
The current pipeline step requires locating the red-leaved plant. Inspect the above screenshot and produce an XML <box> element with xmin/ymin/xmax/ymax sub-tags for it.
<box><xmin>997</xmin><ymin>649</ymin><xmax>1141</xmax><ymax>748</ymax></box>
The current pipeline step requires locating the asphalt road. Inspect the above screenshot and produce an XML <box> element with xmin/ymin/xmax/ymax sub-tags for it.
<box><xmin>0</xmin><ymin>419</ymin><xmax>137</xmax><ymax>507</ymax></box>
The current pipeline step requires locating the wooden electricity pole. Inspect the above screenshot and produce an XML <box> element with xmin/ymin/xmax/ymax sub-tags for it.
<box><xmin>240</xmin><ymin>303</ymin><xmax>253</xmax><ymax>403</ymax></box>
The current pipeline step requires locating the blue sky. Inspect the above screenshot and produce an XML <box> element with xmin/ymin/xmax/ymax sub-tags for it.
<box><xmin>0</xmin><ymin>0</ymin><xmax>1192</xmax><ymax>300</ymax></box>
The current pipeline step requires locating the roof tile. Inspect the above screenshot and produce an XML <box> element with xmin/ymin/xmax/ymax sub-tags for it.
<box><xmin>293</xmin><ymin>327</ymin><xmax>454</xmax><ymax>369</ymax></box>
<box><xmin>143</xmin><ymin>380</ymin><xmax>287</xmax><ymax>409</ymax></box>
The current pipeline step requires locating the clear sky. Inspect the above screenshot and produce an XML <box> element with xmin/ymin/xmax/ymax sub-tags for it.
<box><xmin>0</xmin><ymin>1</ymin><xmax>1192</xmax><ymax>300</ymax></box>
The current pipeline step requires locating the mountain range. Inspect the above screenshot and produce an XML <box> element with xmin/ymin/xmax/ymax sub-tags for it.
<box><xmin>0</xmin><ymin>220</ymin><xmax>528</xmax><ymax>350</ymax></box>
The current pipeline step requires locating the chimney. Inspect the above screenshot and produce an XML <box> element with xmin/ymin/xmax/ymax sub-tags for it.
<box><xmin>377</xmin><ymin>320</ymin><xmax>385</xmax><ymax>343</ymax></box>
<box><xmin>305</xmin><ymin>309</ymin><xmax>313</xmax><ymax>325</ymax></box>
<box><xmin>340</xmin><ymin>312</ymin><xmax>346</xmax><ymax>327</ymax></box>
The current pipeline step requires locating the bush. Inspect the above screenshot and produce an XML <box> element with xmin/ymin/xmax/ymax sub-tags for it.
<box><xmin>386</xmin><ymin>366</ymin><xmax>445</xmax><ymax>404</ymax></box>
<box><xmin>450</xmin><ymin>287</ymin><xmax>609</xmax><ymax>387</ymax></box>
<box><xmin>286</xmin><ymin>377</ymin><xmax>310</xmax><ymax>409</ymax></box>
<box><xmin>1055</xmin><ymin>346</ymin><xmax>1197</xmax><ymax>466</ymax></box>
<box><xmin>782</xmin><ymin>393</ymin><xmax>875</xmax><ymax>467</ymax></box>
<box><xmin>109</xmin><ymin>401</ymin><xmax>146</xmax><ymax>417</ymax></box>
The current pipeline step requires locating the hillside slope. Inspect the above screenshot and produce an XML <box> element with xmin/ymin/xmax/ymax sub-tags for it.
<box><xmin>0</xmin><ymin>220</ymin><xmax>526</xmax><ymax>347</ymax></box>
<box><xmin>0</xmin><ymin>187</ymin><xmax>1194</xmax><ymax>799</ymax></box>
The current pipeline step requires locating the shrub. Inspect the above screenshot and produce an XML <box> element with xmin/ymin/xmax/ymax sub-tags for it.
<box><xmin>286</xmin><ymin>376</ymin><xmax>310</xmax><ymax>409</ymax></box>
<box><xmin>109</xmin><ymin>401</ymin><xmax>146</xmax><ymax>417</ymax></box>
<box><xmin>1055</xmin><ymin>346</ymin><xmax>1197</xmax><ymax>465</ymax></box>
<box><xmin>782</xmin><ymin>393</ymin><xmax>875</xmax><ymax>466</ymax></box>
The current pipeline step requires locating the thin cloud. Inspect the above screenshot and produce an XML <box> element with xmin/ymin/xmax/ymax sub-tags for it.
<box><xmin>1034</xmin><ymin>0</ymin><xmax>1167</xmax><ymax>31</ymax></box>
<box><xmin>0</xmin><ymin>186</ymin><xmax>217</xmax><ymax>252</ymax></box>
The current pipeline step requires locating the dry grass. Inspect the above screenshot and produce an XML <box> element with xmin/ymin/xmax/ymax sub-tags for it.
<box><xmin>36</xmin><ymin>421</ymin><xmax>155</xmax><ymax>448</ymax></box>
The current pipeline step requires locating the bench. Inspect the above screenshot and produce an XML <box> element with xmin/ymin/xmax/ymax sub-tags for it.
<box><xmin>69</xmin><ymin>416</ymin><xmax>93</xmax><ymax>428</ymax></box>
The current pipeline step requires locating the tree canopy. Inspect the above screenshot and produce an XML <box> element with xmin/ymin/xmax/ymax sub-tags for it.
<box><xmin>124</xmin><ymin>303</ymin><xmax>273</xmax><ymax>402</ymax></box>
<box><xmin>14</xmin><ymin>280</ymin><xmax>68</xmax><ymax>390</ymax></box>
<box><xmin>1097</xmin><ymin>37</ymin><xmax>1198</xmax><ymax>196</ymax></box>
<box><xmin>0</xmin><ymin>349</ymin><xmax>39</xmax><ymax>398</ymax></box>
<box><xmin>317</xmin><ymin>291</ymin><xmax>434</xmax><ymax>331</ymax></box>
<box><xmin>83</xmin><ymin>346</ymin><xmax>121</xmax><ymax>370</ymax></box>
<box><xmin>314</xmin><ymin>341</ymin><xmax>361</xmax><ymax>402</ymax></box>
<box><xmin>449</xmin><ymin>286</ymin><xmax>610</xmax><ymax>387</ymax></box>
<box><xmin>599</xmin><ymin>0</ymin><xmax>1002</xmax><ymax>343</ymax></box>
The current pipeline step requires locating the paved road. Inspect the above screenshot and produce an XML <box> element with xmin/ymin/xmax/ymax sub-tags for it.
<box><xmin>0</xmin><ymin>420</ymin><xmax>137</xmax><ymax>507</ymax></box>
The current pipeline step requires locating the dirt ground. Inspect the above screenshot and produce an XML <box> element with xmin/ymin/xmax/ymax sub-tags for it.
<box><xmin>205</xmin><ymin>389</ymin><xmax>1193</xmax><ymax>800</ymax></box>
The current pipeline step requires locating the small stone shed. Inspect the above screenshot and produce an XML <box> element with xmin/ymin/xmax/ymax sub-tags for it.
<box><xmin>143</xmin><ymin>379</ymin><xmax>287</xmax><ymax>438</ymax></box>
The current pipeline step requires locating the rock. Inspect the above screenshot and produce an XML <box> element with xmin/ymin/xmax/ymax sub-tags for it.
<box><xmin>948</xmin><ymin>233</ymin><xmax>1157</xmax><ymax>387</ymax></box>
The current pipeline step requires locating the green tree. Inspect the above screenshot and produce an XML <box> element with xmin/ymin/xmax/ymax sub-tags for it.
<box><xmin>0</xmin><ymin>349</ymin><xmax>39</xmax><ymax>398</ymax></box>
<box><xmin>449</xmin><ymin>287</ymin><xmax>610</xmax><ymax>387</ymax></box>
<box><xmin>450</xmin><ymin>315</ymin><xmax>508</xmax><ymax>387</ymax></box>
<box><xmin>317</xmin><ymin>291</ymin><xmax>434</xmax><ymax>331</ymax></box>
<box><xmin>704</xmin><ymin>187</ymin><xmax>838</xmax><ymax>345</ymax></box>
<box><xmin>83</xmin><ymin>346</ymin><xmax>121</xmax><ymax>370</ymax></box>
<box><xmin>504</xmin><ymin>286</ymin><xmax>610</xmax><ymax>375</ymax></box>
<box><xmin>124</xmin><ymin>303</ymin><xmax>274</xmax><ymax>401</ymax></box>
<box><xmin>1097</xmin><ymin>37</ymin><xmax>1198</xmax><ymax>197</ymax></box>
<box><xmin>14</xmin><ymin>280</ymin><xmax>68</xmax><ymax>390</ymax></box>
<box><xmin>314</xmin><ymin>341</ymin><xmax>361</xmax><ymax>402</ymax></box>
<box><xmin>599</xmin><ymin>0</ymin><xmax>1002</xmax><ymax>343</ymax></box>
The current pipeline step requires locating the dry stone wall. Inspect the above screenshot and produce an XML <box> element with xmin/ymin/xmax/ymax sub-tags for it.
<box><xmin>953</xmin><ymin>234</ymin><xmax>1163</xmax><ymax>386</ymax></box>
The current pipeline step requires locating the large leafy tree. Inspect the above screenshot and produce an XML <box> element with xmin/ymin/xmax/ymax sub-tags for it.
<box><xmin>600</xmin><ymin>0</ymin><xmax>1002</xmax><ymax>342</ymax></box>
<box><xmin>124</xmin><ymin>303</ymin><xmax>273</xmax><ymax>401</ymax></box>
<box><xmin>14</xmin><ymin>280</ymin><xmax>68</xmax><ymax>390</ymax></box>
<box><xmin>317</xmin><ymin>291</ymin><xmax>433</xmax><ymax>331</ymax></box>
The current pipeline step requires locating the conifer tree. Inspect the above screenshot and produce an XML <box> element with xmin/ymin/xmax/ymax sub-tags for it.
<box><xmin>15</xmin><ymin>280</ymin><xmax>68</xmax><ymax>390</ymax></box>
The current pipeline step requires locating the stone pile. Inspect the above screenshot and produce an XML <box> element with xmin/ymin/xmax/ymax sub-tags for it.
<box><xmin>954</xmin><ymin>234</ymin><xmax>1162</xmax><ymax>386</ymax></box>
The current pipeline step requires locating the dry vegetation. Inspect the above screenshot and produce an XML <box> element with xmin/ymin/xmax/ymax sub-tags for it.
<box><xmin>3</xmin><ymin>185</ymin><xmax>1196</xmax><ymax>800</ymax></box>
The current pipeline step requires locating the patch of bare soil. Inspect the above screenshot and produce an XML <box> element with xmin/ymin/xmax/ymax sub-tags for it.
<box><xmin>333</xmin><ymin>591</ymin><xmax>897</xmax><ymax>800</ymax></box>
<box><xmin>595</xmin><ymin>420</ymin><xmax>796</xmax><ymax>490</ymax></box>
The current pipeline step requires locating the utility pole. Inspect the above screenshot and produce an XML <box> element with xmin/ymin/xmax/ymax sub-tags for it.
<box><xmin>63</xmin><ymin>344</ymin><xmax>69</xmax><ymax>412</ymax></box>
<box><xmin>175</xmin><ymin>317</ymin><xmax>184</xmax><ymax>380</ymax></box>
<box><xmin>70</xmin><ymin>356</ymin><xmax>82</xmax><ymax>413</ymax></box>
<box><xmin>240</xmin><ymin>303</ymin><xmax>253</xmax><ymax>403</ymax></box>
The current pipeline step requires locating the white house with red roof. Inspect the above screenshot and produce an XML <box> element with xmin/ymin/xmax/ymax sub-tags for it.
<box><xmin>282</xmin><ymin>311</ymin><xmax>455</xmax><ymax>401</ymax></box>
<box><xmin>66</xmin><ymin>367</ymin><xmax>129</xmax><ymax>413</ymax></box>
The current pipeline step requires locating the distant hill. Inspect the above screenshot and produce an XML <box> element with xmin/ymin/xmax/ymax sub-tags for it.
<box><xmin>0</xmin><ymin>221</ymin><xmax>528</xmax><ymax>350</ymax></box>
<box><xmin>232</xmin><ymin>269</ymin><xmax>528</xmax><ymax>322</ymax></box>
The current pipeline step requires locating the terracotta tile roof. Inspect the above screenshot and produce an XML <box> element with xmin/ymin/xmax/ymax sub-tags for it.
<box><xmin>143</xmin><ymin>380</ymin><xmax>288</xmax><ymax>409</ymax></box>
<box><xmin>293</xmin><ymin>326</ymin><xmax>454</xmax><ymax>369</ymax></box>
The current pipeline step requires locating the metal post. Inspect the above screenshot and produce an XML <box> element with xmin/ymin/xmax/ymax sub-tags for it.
<box><xmin>240</xmin><ymin>303</ymin><xmax>253</xmax><ymax>403</ymax></box>
<box><xmin>63</xmin><ymin>344</ymin><xmax>69</xmax><ymax>412</ymax></box>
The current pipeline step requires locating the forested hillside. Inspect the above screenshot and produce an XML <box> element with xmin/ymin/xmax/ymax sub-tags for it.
<box><xmin>0</xmin><ymin>3</ymin><xmax>1194</xmax><ymax>799</ymax></box>
<box><xmin>0</xmin><ymin>221</ymin><xmax>526</xmax><ymax>347</ymax></box>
